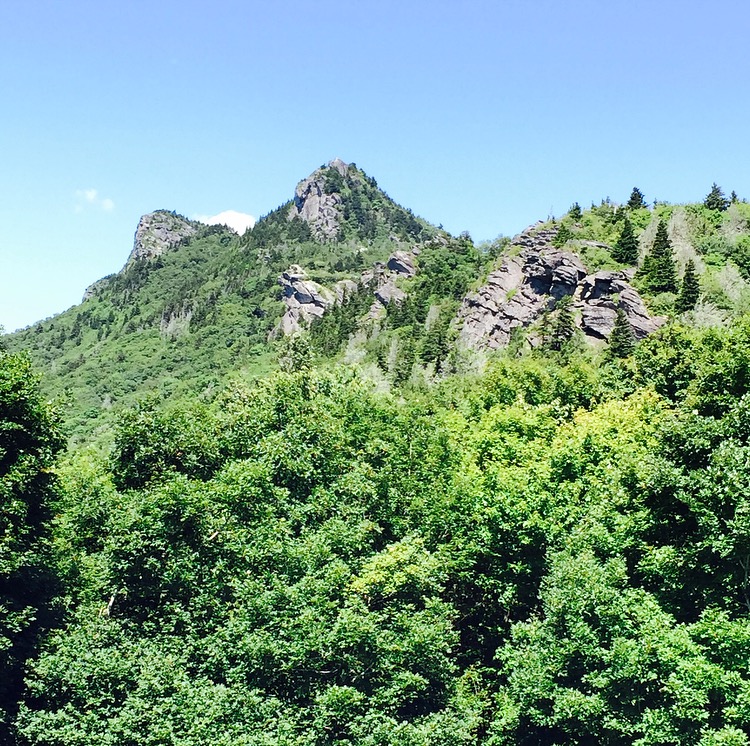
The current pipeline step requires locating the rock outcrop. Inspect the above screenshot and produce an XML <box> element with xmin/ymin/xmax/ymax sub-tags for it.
<box><xmin>82</xmin><ymin>275</ymin><xmax>113</xmax><ymax>302</ymax></box>
<box><xmin>127</xmin><ymin>211</ymin><xmax>200</xmax><ymax>265</ymax></box>
<box><xmin>458</xmin><ymin>225</ymin><xmax>664</xmax><ymax>350</ymax></box>
<box><xmin>278</xmin><ymin>265</ymin><xmax>335</xmax><ymax>335</ymax></box>
<box><xmin>287</xmin><ymin>159</ymin><xmax>349</xmax><ymax>241</ymax></box>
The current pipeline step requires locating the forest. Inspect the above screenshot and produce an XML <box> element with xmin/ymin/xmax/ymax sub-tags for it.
<box><xmin>4</xmin><ymin>170</ymin><xmax>750</xmax><ymax>744</ymax></box>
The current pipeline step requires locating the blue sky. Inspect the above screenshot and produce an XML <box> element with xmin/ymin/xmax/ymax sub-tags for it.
<box><xmin>2</xmin><ymin>0</ymin><xmax>748</xmax><ymax>332</ymax></box>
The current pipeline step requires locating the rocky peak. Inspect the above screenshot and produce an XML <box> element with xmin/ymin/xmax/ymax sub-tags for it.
<box><xmin>458</xmin><ymin>224</ymin><xmax>664</xmax><ymax>350</ymax></box>
<box><xmin>277</xmin><ymin>265</ymin><xmax>335</xmax><ymax>336</ymax></box>
<box><xmin>127</xmin><ymin>210</ymin><xmax>200</xmax><ymax>265</ymax></box>
<box><xmin>287</xmin><ymin>159</ymin><xmax>350</xmax><ymax>241</ymax></box>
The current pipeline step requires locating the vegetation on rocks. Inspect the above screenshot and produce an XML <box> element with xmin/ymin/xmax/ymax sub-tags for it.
<box><xmin>4</xmin><ymin>167</ymin><xmax>750</xmax><ymax>743</ymax></box>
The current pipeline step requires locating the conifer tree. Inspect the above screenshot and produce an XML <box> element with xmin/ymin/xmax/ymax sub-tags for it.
<box><xmin>547</xmin><ymin>295</ymin><xmax>576</xmax><ymax>351</ymax></box>
<box><xmin>607</xmin><ymin>308</ymin><xmax>636</xmax><ymax>358</ymax></box>
<box><xmin>642</xmin><ymin>219</ymin><xmax>678</xmax><ymax>293</ymax></box>
<box><xmin>568</xmin><ymin>202</ymin><xmax>582</xmax><ymax>221</ymax></box>
<box><xmin>675</xmin><ymin>259</ymin><xmax>700</xmax><ymax>312</ymax></box>
<box><xmin>612</xmin><ymin>216</ymin><xmax>639</xmax><ymax>265</ymax></box>
<box><xmin>627</xmin><ymin>187</ymin><xmax>647</xmax><ymax>210</ymax></box>
<box><xmin>552</xmin><ymin>223</ymin><xmax>574</xmax><ymax>248</ymax></box>
<box><xmin>704</xmin><ymin>183</ymin><xmax>730</xmax><ymax>212</ymax></box>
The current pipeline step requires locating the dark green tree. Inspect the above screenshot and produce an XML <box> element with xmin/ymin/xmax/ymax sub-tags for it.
<box><xmin>612</xmin><ymin>215</ymin><xmax>639</xmax><ymax>265</ymax></box>
<box><xmin>642</xmin><ymin>219</ymin><xmax>678</xmax><ymax>293</ymax></box>
<box><xmin>545</xmin><ymin>295</ymin><xmax>577</xmax><ymax>352</ymax></box>
<box><xmin>627</xmin><ymin>187</ymin><xmax>647</xmax><ymax>209</ymax></box>
<box><xmin>675</xmin><ymin>259</ymin><xmax>700</xmax><ymax>312</ymax></box>
<box><xmin>607</xmin><ymin>308</ymin><xmax>636</xmax><ymax>358</ymax></box>
<box><xmin>568</xmin><ymin>202</ymin><xmax>582</xmax><ymax>221</ymax></box>
<box><xmin>0</xmin><ymin>353</ymin><xmax>63</xmax><ymax>741</ymax></box>
<box><xmin>704</xmin><ymin>183</ymin><xmax>730</xmax><ymax>212</ymax></box>
<box><xmin>731</xmin><ymin>190</ymin><xmax>739</xmax><ymax>204</ymax></box>
<box><xmin>552</xmin><ymin>223</ymin><xmax>574</xmax><ymax>248</ymax></box>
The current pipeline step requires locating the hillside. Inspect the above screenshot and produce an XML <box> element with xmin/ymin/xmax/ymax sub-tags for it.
<box><xmin>5</xmin><ymin>172</ymin><xmax>750</xmax><ymax>744</ymax></box>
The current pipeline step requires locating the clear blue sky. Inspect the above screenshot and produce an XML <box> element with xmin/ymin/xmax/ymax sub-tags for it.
<box><xmin>2</xmin><ymin>0</ymin><xmax>748</xmax><ymax>331</ymax></box>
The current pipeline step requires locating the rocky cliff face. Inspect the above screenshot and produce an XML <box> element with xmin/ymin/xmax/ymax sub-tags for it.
<box><xmin>277</xmin><ymin>265</ymin><xmax>336</xmax><ymax>335</ymax></box>
<box><xmin>287</xmin><ymin>159</ymin><xmax>349</xmax><ymax>241</ymax></box>
<box><xmin>127</xmin><ymin>211</ymin><xmax>200</xmax><ymax>265</ymax></box>
<box><xmin>459</xmin><ymin>224</ymin><xmax>664</xmax><ymax>350</ymax></box>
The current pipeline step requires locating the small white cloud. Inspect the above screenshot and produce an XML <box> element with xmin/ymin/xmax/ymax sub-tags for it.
<box><xmin>196</xmin><ymin>209</ymin><xmax>256</xmax><ymax>235</ymax></box>
<box><xmin>74</xmin><ymin>188</ymin><xmax>115</xmax><ymax>212</ymax></box>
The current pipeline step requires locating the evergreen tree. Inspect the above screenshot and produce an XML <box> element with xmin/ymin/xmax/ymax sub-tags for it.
<box><xmin>612</xmin><ymin>215</ymin><xmax>639</xmax><ymax>265</ymax></box>
<box><xmin>642</xmin><ymin>219</ymin><xmax>678</xmax><ymax>293</ymax></box>
<box><xmin>552</xmin><ymin>223</ymin><xmax>574</xmax><ymax>248</ymax></box>
<box><xmin>568</xmin><ymin>202</ymin><xmax>582</xmax><ymax>221</ymax></box>
<box><xmin>731</xmin><ymin>190</ymin><xmax>739</xmax><ymax>204</ymax></box>
<box><xmin>704</xmin><ymin>183</ymin><xmax>730</xmax><ymax>212</ymax></box>
<box><xmin>547</xmin><ymin>295</ymin><xmax>577</xmax><ymax>351</ymax></box>
<box><xmin>675</xmin><ymin>259</ymin><xmax>700</xmax><ymax>312</ymax></box>
<box><xmin>627</xmin><ymin>187</ymin><xmax>647</xmax><ymax>210</ymax></box>
<box><xmin>607</xmin><ymin>308</ymin><xmax>636</xmax><ymax>358</ymax></box>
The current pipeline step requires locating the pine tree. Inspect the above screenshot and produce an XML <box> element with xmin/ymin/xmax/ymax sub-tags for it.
<box><xmin>568</xmin><ymin>202</ymin><xmax>582</xmax><ymax>221</ymax></box>
<box><xmin>642</xmin><ymin>219</ymin><xmax>678</xmax><ymax>293</ymax></box>
<box><xmin>627</xmin><ymin>187</ymin><xmax>647</xmax><ymax>210</ymax></box>
<box><xmin>607</xmin><ymin>308</ymin><xmax>636</xmax><ymax>358</ymax></box>
<box><xmin>675</xmin><ymin>259</ymin><xmax>700</xmax><ymax>312</ymax></box>
<box><xmin>552</xmin><ymin>223</ymin><xmax>574</xmax><ymax>248</ymax></box>
<box><xmin>547</xmin><ymin>295</ymin><xmax>576</xmax><ymax>351</ymax></box>
<box><xmin>704</xmin><ymin>183</ymin><xmax>730</xmax><ymax>212</ymax></box>
<box><xmin>612</xmin><ymin>216</ymin><xmax>639</xmax><ymax>265</ymax></box>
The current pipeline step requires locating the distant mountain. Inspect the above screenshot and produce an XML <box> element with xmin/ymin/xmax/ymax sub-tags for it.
<box><xmin>8</xmin><ymin>166</ymin><xmax>750</xmax><ymax>441</ymax></box>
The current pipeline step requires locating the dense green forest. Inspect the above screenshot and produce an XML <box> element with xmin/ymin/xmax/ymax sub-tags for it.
<box><xmin>4</xmin><ymin>171</ymin><xmax>750</xmax><ymax>743</ymax></box>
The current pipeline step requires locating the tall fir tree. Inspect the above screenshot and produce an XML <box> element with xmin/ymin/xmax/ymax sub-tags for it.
<box><xmin>675</xmin><ymin>259</ymin><xmax>700</xmax><ymax>312</ymax></box>
<box><xmin>627</xmin><ymin>187</ymin><xmax>647</xmax><ymax>210</ymax></box>
<box><xmin>607</xmin><ymin>308</ymin><xmax>637</xmax><ymax>358</ymax></box>
<box><xmin>546</xmin><ymin>295</ymin><xmax>577</xmax><ymax>352</ymax></box>
<box><xmin>568</xmin><ymin>202</ymin><xmax>582</xmax><ymax>221</ymax></box>
<box><xmin>552</xmin><ymin>223</ymin><xmax>574</xmax><ymax>248</ymax></box>
<box><xmin>704</xmin><ymin>183</ymin><xmax>730</xmax><ymax>212</ymax></box>
<box><xmin>612</xmin><ymin>216</ymin><xmax>639</xmax><ymax>265</ymax></box>
<box><xmin>642</xmin><ymin>219</ymin><xmax>678</xmax><ymax>293</ymax></box>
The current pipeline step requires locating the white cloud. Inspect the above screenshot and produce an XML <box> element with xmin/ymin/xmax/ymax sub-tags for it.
<box><xmin>75</xmin><ymin>188</ymin><xmax>115</xmax><ymax>212</ymax></box>
<box><xmin>196</xmin><ymin>209</ymin><xmax>256</xmax><ymax>235</ymax></box>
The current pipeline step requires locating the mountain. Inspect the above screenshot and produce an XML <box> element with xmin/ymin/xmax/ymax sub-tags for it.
<box><xmin>8</xmin><ymin>166</ymin><xmax>750</xmax><ymax>444</ymax></box>
<box><xmin>6</xmin><ymin>173</ymin><xmax>750</xmax><ymax>744</ymax></box>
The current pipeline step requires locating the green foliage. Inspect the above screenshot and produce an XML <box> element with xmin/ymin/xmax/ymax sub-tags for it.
<box><xmin>676</xmin><ymin>259</ymin><xmax>701</xmax><ymax>312</ymax></box>
<box><xmin>627</xmin><ymin>186</ymin><xmax>647</xmax><ymax>210</ymax></box>
<box><xmin>552</xmin><ymin>223</ymin><xmax>574</xmax><ymax>248</ymax></box>
<box><xmin>607</xmin><ymin>308</ymin><xmax>637</xmax><ymax>358</ymax></box>
<box><xmin>568</xmin><ymin>202</ymin><xmax>582</xmax><ymax>221</ymax></box>
<box><xmin>611</xmin><ymin>214</ymin><xmax>639</xmax><ymax>265</ymax></box>
<box><xmin>0</xmin><ymin>353</ymin><xmax>62</xmax><ymax>741</ymax></box>
<box><xmin>641</xmin><ymin>219</ymin><xmax>678</xmax><ymax>293</ymax></box>
<box><xmin>705</xmin><ymin>182</ymin><xmax>730</xmax><ymax>212</ymax></box>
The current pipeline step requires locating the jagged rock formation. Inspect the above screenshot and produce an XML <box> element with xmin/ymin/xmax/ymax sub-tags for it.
<box><xmin>277</xmin><ymin>265</ymin><xmax>335</xmax><ymax>335</ymax></box>
<box><xmin>82</xmin><ymin>275</ymin><xmax>113</xmax><ymax>302</ymax></box>
<box><xmin>287</xmin><ymin>159</ymin><xmax>348</xmax><ymax>241</ymax></box>
<box><xmin>127</xmin><ymin>211</ymin><xmax>200</xmax><ymax>265</ymax></box>
<box><xmin>459</xmin><ymin>225</ymin><xmax>664</xmax><ymax>350</ymax></box>
<box><xmin>575</xmin><ymin>271</ymin><xmax>664</xmax><ymax>339</ymax></box>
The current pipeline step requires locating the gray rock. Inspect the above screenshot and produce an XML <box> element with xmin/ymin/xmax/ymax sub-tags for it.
<box><xmin>387</xmin><ymin>251</ymin><xmax>417</xmax><ymax>277</ymax></box>
<box><xmin>375</xmin><ymin>280</ymin><xmax>406</xmax><ymax>306</ymax></box>
<box><xmin>277</xmin><ymin>265</ymin><xmax>335</xmax><ymax>335</ymax></box>
<box><xmin>82</xmin><ymin>275</ymin><xmax>113</xmax><ymax>302</ymax></box>
<box><xmin>458</xmin><ymin>223</ymin><xmax>664</xmax><ymax>350</ymax></box>
<box><xmin>127</xmin><ymin>210</ymin><xmax>200</xmax><ymax>265</ymax></box>
<box><xmin>287</xmin><ymin>159</ymin><xmax>349</xmax><ymax>241</ymax></box>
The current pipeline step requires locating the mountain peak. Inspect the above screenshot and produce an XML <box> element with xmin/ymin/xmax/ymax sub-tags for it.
<box><xmin>127</xmin><ymin>210</ymin><xmax>201</xmax><ymax>265</ymax></box>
